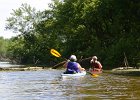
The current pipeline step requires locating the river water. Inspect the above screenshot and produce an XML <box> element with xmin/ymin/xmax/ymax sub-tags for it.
<box><xmin>0</xmin><ymin>62</ymin><xmax>24</xmax><ymax>68</ymax></box>
<box><xmin>0</xmin><ymin>69</ymin><xmax>139</xmax><ymax>100</ymax></box>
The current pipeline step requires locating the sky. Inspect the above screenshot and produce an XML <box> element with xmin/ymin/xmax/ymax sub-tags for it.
<box><xmin>0</xmin><ymin>0</ymin><xmax>52</xmax><ymax>39</ymax></box>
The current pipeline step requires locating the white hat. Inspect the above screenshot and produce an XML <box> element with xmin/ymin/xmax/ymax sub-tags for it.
<box><xmin>92</xmin><ymin>56</ymin><xmax>97</xmax><ymax>60</ymax></box>
<box><xmin>69</xmin><ymin>55</ymin><xmax>77</xmax><ymax>61</ymax></box>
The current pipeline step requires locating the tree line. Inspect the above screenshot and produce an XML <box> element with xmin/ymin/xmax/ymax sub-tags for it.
<box><xmin>3</xmin><ymin>0</ymin><xmax>140</xmax><ymax>69</ymax></box>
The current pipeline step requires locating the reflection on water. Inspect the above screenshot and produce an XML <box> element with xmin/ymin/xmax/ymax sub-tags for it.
<box><xmin>0</xmin><ymin>61</ymin><xmax>24</xmax><ymax>68</ymax></box>
<box><xmin>0</xmin><ymin>69</ymin><xmax>139</xmax><ymax>100</ymax></box>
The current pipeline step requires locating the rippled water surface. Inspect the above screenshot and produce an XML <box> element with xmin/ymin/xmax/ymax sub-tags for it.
<box><xmin>0</xmin><ymin>69</ymin><xmax>139</xmax><ymax>100</ymax></box>
<box><xmin>0</xmin><ymin>62</ymin><xmax>24</xmax><ymax>68</ymax></box>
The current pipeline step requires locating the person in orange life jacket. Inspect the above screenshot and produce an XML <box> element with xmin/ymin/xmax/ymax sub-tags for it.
<box><xmin>63</xmin><ymin>55</ymin><xmax>85</xmax><ymax>74</ymax></box>
<box><xmin>90</xmin><ymin>56</ymin><xmax>102</xmax><ymax>72</ymax></box>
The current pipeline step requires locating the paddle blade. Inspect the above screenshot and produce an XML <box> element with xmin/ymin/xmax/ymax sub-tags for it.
<box><xmin>87</xmin><ymin>71</ymin><xmax>99</xmax><ymax>77</ymax></box>
<box><xmin>92</xmin><ymin>74</ymin><xmax>99</xmax><ymax>77</ymax></box>
<box><xmin>50</xmin><ymin>49</ymin><xmax>61</xmax><ymax>57</ymax></box>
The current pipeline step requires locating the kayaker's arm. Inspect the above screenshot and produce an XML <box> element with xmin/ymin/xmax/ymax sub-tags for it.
<box><xmin>77</xmin><ymin>63</ymin><xmax>85</xmax><ymax>71</ymax></box>
<box><xmin>97</xmin><ymin>61</ymin><xmax>102</xmax><ymax>69</ymax></box>
<box><xmin>63</xmin><ymin>60</ymin><xmax>70</xmax><ymax>68</ymax></box>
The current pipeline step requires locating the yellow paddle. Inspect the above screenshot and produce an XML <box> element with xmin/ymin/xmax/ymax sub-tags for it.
<box><xmin>87</xmin><ymin>71</ymin><xmax>99</xmax><ymax>77</ymax></box>
<box><xmin>50</xmin><ymin>49</ymin><xmax>61</xmax><ymax>58</ymax></box>
<box><xmin>50</xmin><ymin>49</ymin><xmax>68</xmax><ymax>61</ymax></box>
<box><xmin>92</xmin><ymin>74</ymin><xmax>99</xmax><ymax>77</ymax></box>
<box><xmin>50</xmin><ymin>49</ymin><xmax>68</xmax><ymax>69</ymax></box>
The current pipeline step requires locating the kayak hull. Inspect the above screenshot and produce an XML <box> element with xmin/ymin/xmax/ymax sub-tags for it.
<box><xmin>89</xmin><ymin>71</ymin><xmax>102</xmax><ymax>74</ymax></box>
<box><xmin>61</xmin><ymin>71</ymin><xmax>86</xmax><ymax>77</ymax></box>
<box><xmin>91</xmin><ymin>70</ymin><xmax>102</xmax><ymax>74</ymax></box>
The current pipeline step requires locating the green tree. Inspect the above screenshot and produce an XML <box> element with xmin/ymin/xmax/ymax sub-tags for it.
<box><xmin>5</xmin><ymin>0</ymin><xmax>140</xmax><ymax>68</ymax></box>
<box><xmin>0</xmin><ymin>37</ymin><xmax>9</xmax><ymax>59</ymax></box>
<box><xmin>5</xmin><ymin>3</ymin><xmax>46</xmax><ymax>64</ymax></box>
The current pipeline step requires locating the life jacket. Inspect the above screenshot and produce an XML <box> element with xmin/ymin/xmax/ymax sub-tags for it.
<box><xmin>91</xmin><ymin>61</ymin><xmax>102</xmax><ymax>69</ymax></box>
<box><xmin>65</xmin><ymin>61</ymin><xmax>80</xmax><ymax>74</ymax></box>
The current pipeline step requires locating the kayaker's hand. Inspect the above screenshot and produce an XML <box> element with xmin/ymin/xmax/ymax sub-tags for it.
<box><xmin>90</xmin><ymin>59</ymin><xmax>93</xmax><ymax>63</ymax></box>
<box><xmin>67</xmin><ymin>60</ymin><xmax>70</xmax><ymax>62</ymax></box>
<box><xmin>81</xmin><ymin>68</ymin><xmax>85</xmax><ymax>71</ymax></box>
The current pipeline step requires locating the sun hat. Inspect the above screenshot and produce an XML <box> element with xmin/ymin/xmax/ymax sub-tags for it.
<box><xmin>69</xmin><ymin>55</ymin><xmax>77</xmax><ymax>61</ymax></box>
<box><xmin>92</xmin><ymin>56</ymin><xmax>97</xmax><ymax>60</ymax></box>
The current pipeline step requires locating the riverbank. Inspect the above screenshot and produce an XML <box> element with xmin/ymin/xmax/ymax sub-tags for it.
<box><xmin>0</xmin><ymin>66</ymin><xmax>46</xmax><ymax>71</ymax></box>
<box><xmin>111</xmin><ymin>67</ymin><xmax>140</xmax><ymax>76</ymax></box>
<box><xmin>1</xmin><ymin>66</ymin><xmax>140</xmax><ymax>77</ymax></box>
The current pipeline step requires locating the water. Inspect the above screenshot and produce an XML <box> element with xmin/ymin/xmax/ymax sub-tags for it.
<box><xmin>0</xmin><ymin>62</ymin><xmax>24</xmax><ymax>68</ymax></box>
<box><xmin>0</xmin><ymin>69</ymin><xmax>139</xmax><ymax>100</ymax></box>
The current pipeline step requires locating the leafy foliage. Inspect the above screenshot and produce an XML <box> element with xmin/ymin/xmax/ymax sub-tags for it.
<box><xmin>5</xmin><ymin>0</ymin><xmax>140</xmax><ymax>68</ymax></box>
<box><xmin>0</xmin><ymin>37</ymin><xmax>9</xmax><ymax>59</ymax></box>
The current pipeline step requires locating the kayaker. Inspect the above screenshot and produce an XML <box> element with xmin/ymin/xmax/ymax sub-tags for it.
<box><xmin>90</xmin><ymin>56</ymin><xmax>102</xmax><ymax>72</ymax></box>
<box><xmin>63</xmin><ymin>55</ymin><xmax>85</xmax><ymax>74</ymax></box>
